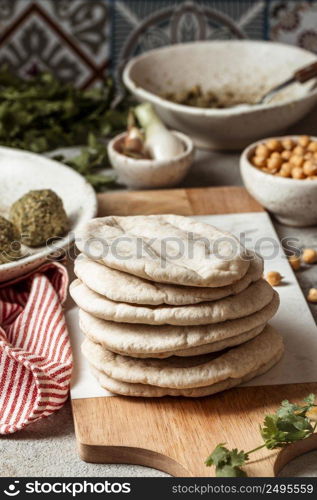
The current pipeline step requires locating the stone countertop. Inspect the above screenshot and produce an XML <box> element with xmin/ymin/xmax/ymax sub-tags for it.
<box><xmin>1</xmin><ymin>110</ymin><xmax>317</xmax><ymax>479</ymax></box>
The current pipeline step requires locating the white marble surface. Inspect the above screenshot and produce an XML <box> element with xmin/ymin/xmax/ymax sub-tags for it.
<box><xmin>1</xmin><ymin>107</ymin><xmax>317</xmax><ymax>479</ymax></box>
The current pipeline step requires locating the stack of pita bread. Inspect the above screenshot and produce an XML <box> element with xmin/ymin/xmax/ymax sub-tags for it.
<box><xmin>70</xmin><ymin>214</ymin><xmax>284</xmax><ymax>397</ymax></box>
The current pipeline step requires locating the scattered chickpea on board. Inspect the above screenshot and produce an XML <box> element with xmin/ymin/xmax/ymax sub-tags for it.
<box><xmin>271</xmin><ymin>250</ymin><xmax>317</xmax><ymax>304</ymax></box>
<box><xmin>251</xmin><ymin>136</ymin><xmax>317</xmax><ymax>179</ymax></box>
<box><xmin>287</xmin><ymin>249</ymin><xmax>317</xmax><ymax>270</ymax></box>
<box><xmin>266</xmin><ymin>271</ymin><xmax>282</xmax><ymax>287</ymax></box>
<box><xmin>268</xmin><ymin>248</ymin><xmax>317</xmax><ymax>289</ymax></box>
<box><xmin>288</xmin><ymin>255</ymin><xmax>301</xmax><ymax>271</ymax></box>
<box><xmin>302</xmin><ymin>248</ymin><xmax>317</xmax><ymax>264</ymax></box>
<box><xmin>307</xmin><ymin>288</ymin><xmax>317</xmax><ymax>304</ymax></box>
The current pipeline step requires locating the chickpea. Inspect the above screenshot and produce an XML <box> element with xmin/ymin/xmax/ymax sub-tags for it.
<box><xmin>304</xmin><ymin>152</ymin><xmax>313</xmax><ymax>160</ymax></box>
<box><xmin>302</xmin><ymin>248</ymin><xmax>317</xmax><ymax>264</ymax></box>
<box><xmin>281</xmin><ymin>138</ymin><xmax>294</xmax><ymax>150</ymax></box>
<box><xmin>293</xmin><ymin>145</ymin><xmax>305</xmax><ymax>156</ymax></box>
<box><xmin>303</xmin><ymin>161</ymin><xmax>317</xmax><ymax>176</ymax></box>
<box><xmin>289</xmin><ymin>155</ymin><xmax>304</xmax><ymax>167</ymax></box>
<box><xmin>291</xmin><ymin>167</ymin><xmax>305</xmax><ymax>179</ymax></box>
<box><xmin>252</xmin><ymin>156</ymin><xmax>267</xmax><ymax>168</ymax></box>
<box><xmin>288</xmin><ymin>255</ymin><xmax>301</xmax><ymax>271</ymax></box>
<box><xmin>267</xmin><ymin>157</ymin><xmax>283</xmax><ymax>170</ymax></box>
<box><xmin>266</xmin><ymin>271</ymin><xmax>282</xmax><ymax>286</ymax></box>
<box><xmin>281</xmin><ymin>150</ymin><xmax>292</xmax><ymax>160</ymax></box>
<box><xmin>266</xmin><ymin>139</ymin><xmax>282</xmax><ymax>151</ymax></box>
<box><xmin>279</xmin><ymin>162</ymin><xmax>292</xmax><ymax>177</ymax></box>
<box><xmin>251</xmin><ymin>136</ymin><xmax>317</xmax><ymax>180</ymax></box>
<box><xmin>307</xmin><ymin>288</ymin><xmax>317</xmax><ymax>303</ymax></box>
<box><xmin>308</xmin><ymin>141</ymin><xmax>317</xmax><ymax>152</ymax></box>
<box><xmin>255</xmin><ymin>144</ymin><xmax>270</xmax><ymax>158</ymax></box>
<box><xmin>298</xmin><ymin>135</ymin><xmax>310</xmax><ymax>147</ymax></box>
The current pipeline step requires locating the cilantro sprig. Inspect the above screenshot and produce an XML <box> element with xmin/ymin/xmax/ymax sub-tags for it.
<box><xmin>205</xmin><ymin>394</ymin><xmax>317</xmax><ymax>477</ymax></box>
<box><xmin>205</xmin><ymin>444</ymin><xmax>249</xmax><ymax>477</ymax></box>
<box><xmin>261</xmin><ymin>394</ymin><xmax>316</xmax><ymax>449</ymax></box>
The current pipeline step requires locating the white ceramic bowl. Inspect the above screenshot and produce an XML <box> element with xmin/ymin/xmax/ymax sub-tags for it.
<box><xmin>123</xmin><ymin>40</ymin><xmax>317</xmax><ymax>150</ymax></box>
<box><xmin>240</xmin><ymin>136</ymin><xmax>317</xmax><ymax>227</ymax></box>
<box><xmin>0</xmin><ymin>146</ymin><xmax>97</xmax><ymax>282</ymax></box>
<box><xmin>107</xmin><ymin>131</ymin><xmax>194</xmax><ymax>189</ymax></box>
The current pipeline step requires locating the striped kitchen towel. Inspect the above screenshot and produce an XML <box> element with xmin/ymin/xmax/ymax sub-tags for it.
<box><xmin>0</xmin><ymin>262</ymin><xmax>72</xmax><ymax>434</ymax></box>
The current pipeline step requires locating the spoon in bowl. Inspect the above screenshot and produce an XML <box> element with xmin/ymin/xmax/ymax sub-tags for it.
<box><xmin>257</xmin><ymin>61</ymin><xmax>317</xmax><ymax>105</ymax></box>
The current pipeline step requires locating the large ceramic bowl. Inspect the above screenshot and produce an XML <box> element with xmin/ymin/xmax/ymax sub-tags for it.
<box><xmin>123</xmin><ymin>41</ymin><xmax>317</xmax><ymax>150</ymax></box>
<box><xmin>0</xmin><ymin>146</ymin><xmax>97</xmax><ymax>282</ymax></box>
<box><xmin>240</xmin><ymin>136</ymin><xmax>317</xmax><ymax>227</ymax></box>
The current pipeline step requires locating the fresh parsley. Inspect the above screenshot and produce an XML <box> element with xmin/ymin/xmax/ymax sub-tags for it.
<box><xmin>206</xmin><ymin>394</ymin><xmax>316</xmax><ymax>477</ymax></box>
<box><xmin>0</xmin><ymin>68</ymin><xmax>129</xmax><ymax>189</ymax></box>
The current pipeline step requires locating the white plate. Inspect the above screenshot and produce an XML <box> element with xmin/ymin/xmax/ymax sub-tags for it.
<box><xmin>0</xmin><ymin>146</ymin><xmax>97</xmax><ymax>282</ymax></box>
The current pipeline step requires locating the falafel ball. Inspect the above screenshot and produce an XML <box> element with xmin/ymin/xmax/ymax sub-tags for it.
<box><xmin>10</xmin><ymin>189</ymin><xmax>69</xmax><ymax>247</ymax></box>
<box><xmin>0</xmin><ymin>215</ymin><xmax>21</xmax><ymax>263</ymax></box>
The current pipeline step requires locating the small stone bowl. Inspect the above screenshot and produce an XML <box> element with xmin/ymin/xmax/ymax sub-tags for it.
<box><xmin>107</xmin><ymin>131</ymin><xmax>194</xmax><ymax>189</ymax></box>
<box><xmin>240</xmin><ymin>136</ymin><xmax>317</xmax><ymax>227</ymax></box>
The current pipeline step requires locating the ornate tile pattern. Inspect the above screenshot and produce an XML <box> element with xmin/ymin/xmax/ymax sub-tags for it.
<box><xmin>112</xmin><ymin>0</ymin><xmax>266</xmax><ymax>71</ymax></box>
<box><xmin>0</xmin><ymin>0</ymin><xmax>111</xmax><ymax>87</ymax></box>
<box><xmin>269</xmin><ymin>1</ymin><xmax>317</xmax><ymax>53</ymax></box>
<box><xmin>1</xmin><ymin>1</ymin><xmax>317</xmax><ymax>88</ymax></box>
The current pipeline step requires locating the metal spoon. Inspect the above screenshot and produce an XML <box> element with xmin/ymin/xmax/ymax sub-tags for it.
<box><xmin>258</xmin><ymin>61</ymin><xmax>317</xmax><ymax>105</ymax></box>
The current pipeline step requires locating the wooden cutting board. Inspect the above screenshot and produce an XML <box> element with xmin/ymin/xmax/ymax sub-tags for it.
<box><xmin>71</xmin><ymin>186</ymin><xmax>317</xmax><ymax>477</ymax></box>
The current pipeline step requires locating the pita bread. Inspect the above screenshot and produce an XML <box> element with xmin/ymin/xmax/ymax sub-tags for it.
<box><xmin>70</xmin><ymin>278</ymin><xmax>274</xmax><ymax>326</ymax></box>
<box><xmin>74</xmin><ymin>253</ymin><xmax>263</xmax><ymax>306</ymax></box>
<box><xmin>90</xmin><ymin>349</ymin><xmax>282</xmax><ymax>397</ymax></box>
<box><xmin>85</xmin><ymin>325</ymin><xmax>265</xmax><ymax>358</ymax></box>
<box><xmin>79</xmin><ymin>292</ymin><xmax>279</xmax><ymax>357</ymax></box>
<box><xmin>75</xmin><ymin>214</ymin><xmax>250</xmax><ymax>287</ymax></box>
<box><xmin>82</xmin><ymin>325</ymin><xmax>283</xmax><ymax>389</ymax></box>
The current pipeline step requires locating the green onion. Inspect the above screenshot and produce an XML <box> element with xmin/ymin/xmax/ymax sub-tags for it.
<box><xmin>134</xmin><ymin>103</ymin><xmax>184</xmax><ymax>160</ymax></box>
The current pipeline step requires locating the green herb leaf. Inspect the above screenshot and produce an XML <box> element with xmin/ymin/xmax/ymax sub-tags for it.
<box><xmin>58</xmin><ymin>134</ymin><xmax>119</xmax><ymax>191</ymax></box>
<box><xmin>304</xmin><ymin>394</ymin><xmax>316</xmax><ymax>406</ymax></box>
<box><xmin>216</xmin><ymin>465</ymin><xmax>247</xmax><ymax>477</ymax></box>
<box><xmin>85</xmin><ymin>173</ymin><xmax>118</xmax><ymax>191</ymax></box>
<box><xmin>229</xmin><ymin>448</ymin><xmax>249</xmax><ymax>467</ymax></box>
<box><xmin>205</xmin><ymin>443</ymin><xmax>227</xmax><ymax>467</ymax></box>
<box><xmin>0</xmin><ymin>67</ymin><xmax>129</xmax><ymax>189</ymax></box>
<box><xmin>205</xmin><ymin>394</ymin><xmax>316</xmax><ymax>477</ymax></box>
<box><xmin>205</xmin><ymin>444</ymin><xmax>248</xmax><ymax>477</ymax></box>
<box><xmin>260</xmin><ymin>395</ymin><xmax>316</xmax><ymax>449</ymax></box>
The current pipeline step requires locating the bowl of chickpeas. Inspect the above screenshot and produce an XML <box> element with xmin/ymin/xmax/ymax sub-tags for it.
<box><xmin>240</xmin><ymin>135</ymin><xmax>317</xmax><ymax>227</ymax></box>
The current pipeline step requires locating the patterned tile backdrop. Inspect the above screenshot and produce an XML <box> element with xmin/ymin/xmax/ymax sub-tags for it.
<box><xmin>269</xmin><ymin>1</ymin><xmax>317</xmax><ymax>53</ymax></box>
<box><xmin>0</xmin><ymin>1</ymin><xmax>316</xmax><ymax>87</ymax></box>
<box><xmin>0</xmin><ymin>0</ymin><xmax>111</xmax><ymax>87</ymax></box>
<box><xmin>112</xmin><ymin>0</ymin><xmax>266</xmax><ymax>73</ymax></box>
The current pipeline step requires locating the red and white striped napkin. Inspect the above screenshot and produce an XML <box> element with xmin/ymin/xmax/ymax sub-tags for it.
<box><xmin>0</xmin><ymin>262</ymin><xmax>72</xmax><ymax>434</ymax></box>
